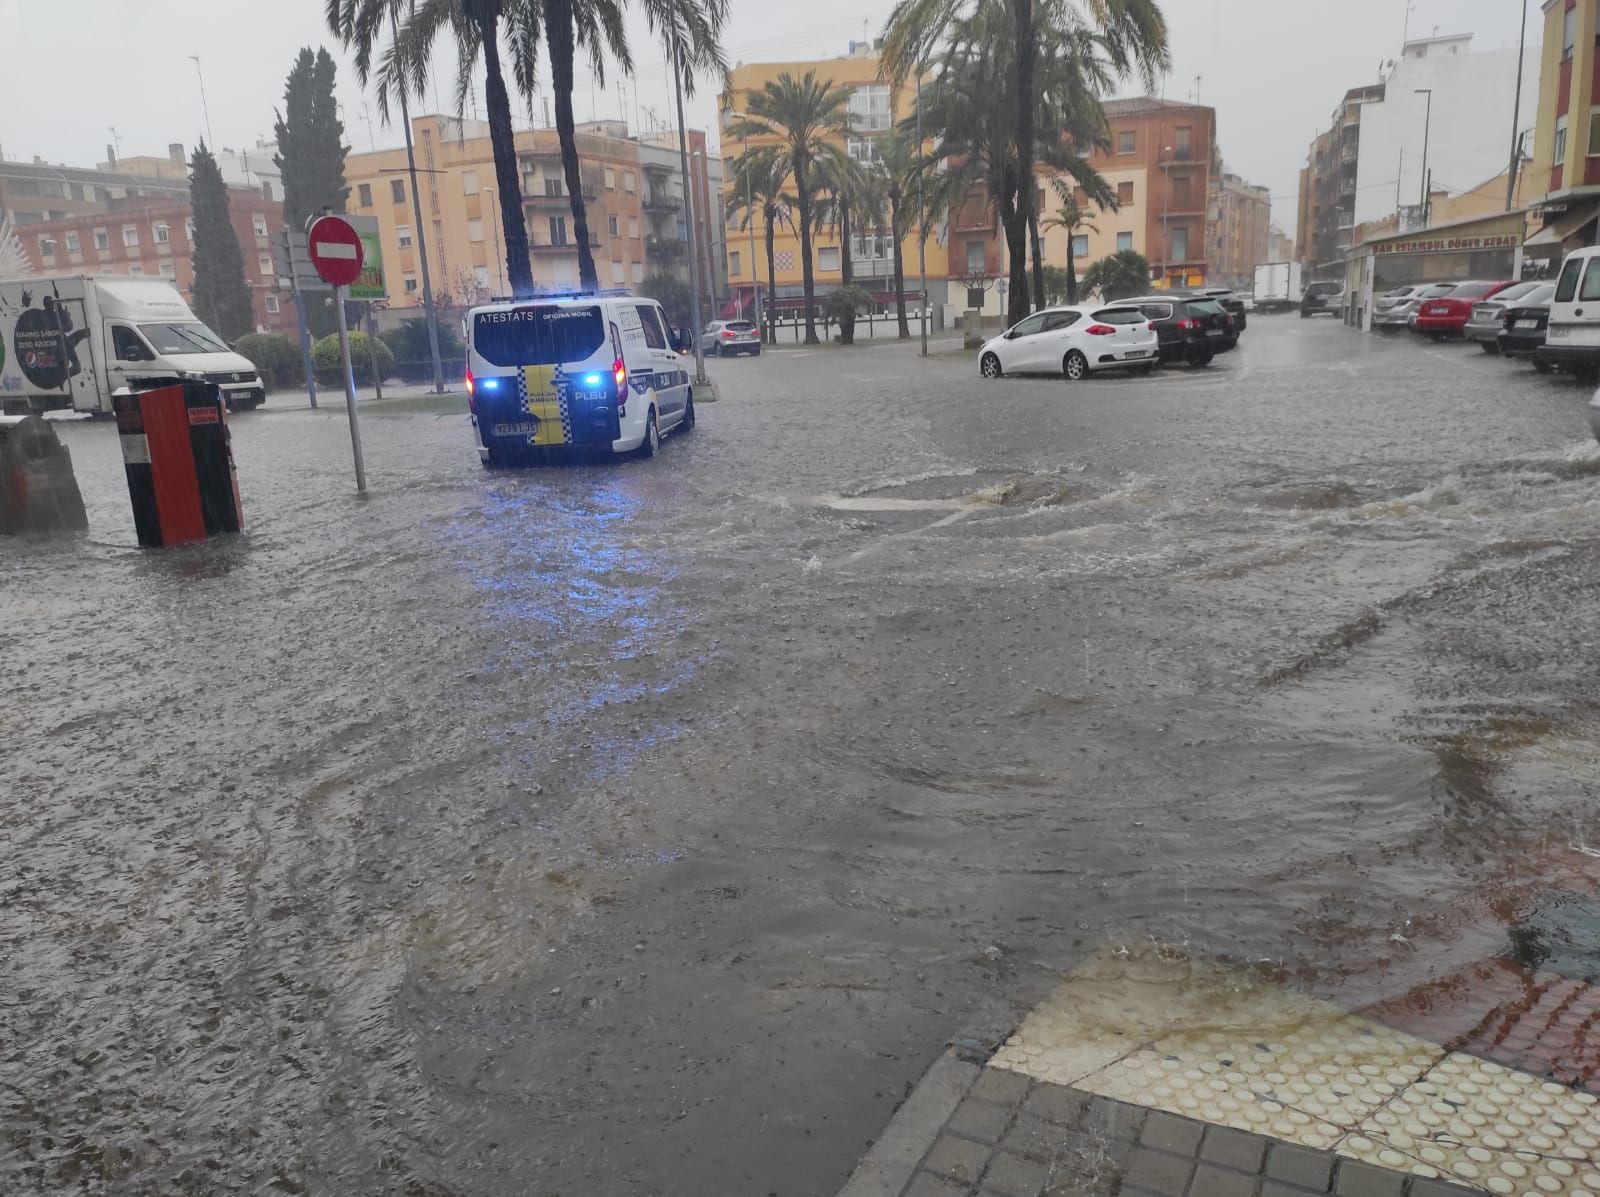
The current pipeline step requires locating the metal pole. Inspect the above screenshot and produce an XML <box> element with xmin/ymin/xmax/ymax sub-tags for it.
<box><xmin>189</xmin><ymin>56</ymin><xmax>215</xmax><ymax>148</ymax></box>
<box><xmin>334</xmin><ymin>284</ymin><xmax>368</xmax><ymax>493</ymax></box>
<box><xmin>694</xmin><ymin>149</ymin><xmax>720</xmax><ymax>322</ymax></box>
<box><xmin>398</xmin><ymin>90</ymin><xmax>445</xmax><ymax>393</ymax></box>
<box><xmin>1417</xmin><ymin>89</ymin><xmax>1433</xmax><ymax>215</ymax></box>
<box><xmin>485</xmin><ymin>188</ymin><xmax>505</xmax><ymax>294</ymax></box>
<box><xmin>671</xmin><ymin>29</ymin><xmax>707</xmax><ymax>385</ymax></box>
<box><xmin>1507</xmin><ymin>0</ymin><xmax>1529</xmax><ymax>211</ymax></box>
<box><xmin>365</xmin><ymin>303</ymin><xmax>383</xmax><ymax>401</ymax></box>
<box><xmin>917</xmin><ymin>67</ymin><xmax>928</xmax><ymax>356</ymax></box>
<box><xmin>744</xmin><ymin>127</ymin><xmax>759</xmax><ymax>336</ymax></box>
<box><xmin>285</xmin><ymin>230</ymin><xmax>318</xmax><ymax>408</ymax></box>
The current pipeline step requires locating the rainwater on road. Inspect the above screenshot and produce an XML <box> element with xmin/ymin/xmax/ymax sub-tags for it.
<box><xmin>4</xmin><ymin>317</ymin><xmax>1599</xmax><ymax>1195</ymax></box>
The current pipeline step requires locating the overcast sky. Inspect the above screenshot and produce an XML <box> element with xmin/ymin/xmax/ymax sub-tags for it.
<box><xmin>2</xmin><ymin>0</ymin><xmax>1540</xmax><ymax>236</ymax></box>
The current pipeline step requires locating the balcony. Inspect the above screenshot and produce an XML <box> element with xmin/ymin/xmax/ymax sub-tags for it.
<box><xmin>645</xmin><ymin>235</ymin><xmax>688</xmax><ymax>262</ymax></box>
<box><xmin>531</xmin><ymin>236</ymin><xmax>600</xmax><ymax>253</ymax></box>
<box><xmin>525</xmin><ymin>186</ymin><xmax>597</xmax><ymax>208</ymax></box>
<box><xmin>642</xmin><ymin>192</ymin><xmax>681</xmax><ymax>215</ymax></box>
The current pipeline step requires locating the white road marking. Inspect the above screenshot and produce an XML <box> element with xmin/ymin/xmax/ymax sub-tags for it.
<box><xmin>314</xmin><ymin>242</ymin><xmax>359</xmax><ymax>260</ymax></box>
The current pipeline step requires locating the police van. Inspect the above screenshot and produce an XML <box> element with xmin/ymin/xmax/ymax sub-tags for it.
<box><xmin>465</xmin><ymin>291</ymin><xmax>694</xmax><ymax>465</ymax></box>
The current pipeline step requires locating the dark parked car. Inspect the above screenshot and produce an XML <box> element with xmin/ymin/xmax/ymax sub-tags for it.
<box><xmin>1500</xmin><ymin>289</ymin><xmax>1556</xmax><ymax>370</ymax></box>
<box><xmin>1464</xmin><ymin>280</ymin><xmax>1550</xmax><ymax>351</ymax></box>
<box><xmin>1172</xmin><ymin>286</ymin><xmax>1247</xmax><ymax>334</ymax></box>
<box><xmin>1301</xmin><ymin>281</ymin><xmax>1343</xmax><ymax>317</ymax></box>
<box><xmin>1126</xmin><ymin>295</ymin><xmax>1236</xmax><ymax>365</ymax></box>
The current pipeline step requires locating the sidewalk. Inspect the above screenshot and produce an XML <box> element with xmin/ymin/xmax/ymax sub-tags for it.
<box><xmin>840</xmin><ymin>947</ymin><xmax>1600</xmax><ymax>1197</ymax></box>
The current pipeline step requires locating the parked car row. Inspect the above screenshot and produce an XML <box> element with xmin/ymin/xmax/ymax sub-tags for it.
<box><xmin>978</xmin><ymin>289</ymin><xmax>1245</xmax><ymax>380</ymax></box>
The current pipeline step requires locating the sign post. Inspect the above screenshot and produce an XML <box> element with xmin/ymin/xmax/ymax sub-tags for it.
<box><xmin>307</xmin><ymin>213</ymin><xmax>367</xmax><ymax>494</ymax></box>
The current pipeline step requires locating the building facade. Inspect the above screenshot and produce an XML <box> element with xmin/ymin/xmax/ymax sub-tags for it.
<box><xmin>1297</xmin><ymin>83</ymin><xmax>1384</xmax><ymax>276</ymax></box>
<box><xmin>0</xmin><ymin>152</ymin><xmax>191</xmax><ymax>229</ymax></box>
<box><xmin>636</xmin><ymin>129</ymin><xmax>726</xmax><ymax>307</ymax></box>
<box><xmin>17</xmin><ymin>188</ymin><xmax>292</xmax><ymax>335</ymax></box>
<box><xmin>1524</xmin><ymin>0</ymin><xmax>1600</xmax><ymax>261</ymax></box>
<box><xmin>1211</xmin><ymin>171</ymin><xmax>1271</xmax><ymax>289</ymax></box>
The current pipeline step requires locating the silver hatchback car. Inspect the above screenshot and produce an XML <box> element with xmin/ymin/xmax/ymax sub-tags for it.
<box><xmin>701</xmin><ymin>319</ymin><xmax>762</xmax><ymax>357</ymax></box>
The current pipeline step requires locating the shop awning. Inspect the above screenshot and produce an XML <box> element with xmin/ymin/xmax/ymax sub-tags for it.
<box><xmin>1525</xmin><ymin>200</ymin><xmax>1600</xmax><ymax>256</ymax></box>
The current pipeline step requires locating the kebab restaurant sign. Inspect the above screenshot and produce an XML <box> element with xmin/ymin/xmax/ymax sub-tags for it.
<box><xmin>1375</xmin><ymin>232</ymin><xmax>1520</xmax><ymax>255</ymax></box>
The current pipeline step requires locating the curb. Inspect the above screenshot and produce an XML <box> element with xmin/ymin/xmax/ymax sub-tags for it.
<box><xmin>836</xmin><ymin>1046</ymin><xmax>983</xmax><ymax>1197</ymax></box>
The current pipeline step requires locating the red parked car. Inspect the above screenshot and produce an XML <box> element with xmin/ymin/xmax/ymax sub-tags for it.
<box><xmin>1413</xmin><ymin>280</ymin><xmax>1519</xmax><ymax>338</ymax></box>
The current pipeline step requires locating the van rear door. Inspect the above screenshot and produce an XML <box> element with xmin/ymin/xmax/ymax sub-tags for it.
<box><xmin>1548</xmin><ymin>252</ymin><xmax>1600</xmax><ymax>347</ymax></box>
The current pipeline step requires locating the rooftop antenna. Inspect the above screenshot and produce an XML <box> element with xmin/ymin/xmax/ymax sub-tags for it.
<box><xmin>360</xmin><ymin>103</ymin><xmax>376</xmax><ymax>151</ymax></box>
<box><xmin>107</xmin><ymin>126</ymin><xmax>122</xmax><ymax>160</ymax></box>
<box><xmin>1194</xmin><ymin>74</ymin><xmax>1202</xmax><ymax>103</ymax></box>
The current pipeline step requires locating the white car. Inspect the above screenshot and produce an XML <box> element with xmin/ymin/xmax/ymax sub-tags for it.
<box><xmin>979</xmin><ymin>304</ymin><xmax>1160</xmax><ymax>380</ymax></box>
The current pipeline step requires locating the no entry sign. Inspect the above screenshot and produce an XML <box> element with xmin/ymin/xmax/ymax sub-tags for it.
<box><xmin>306</xmin><ymin>215</ymin><xmax>365</xmax><ymax>288</ymax></box>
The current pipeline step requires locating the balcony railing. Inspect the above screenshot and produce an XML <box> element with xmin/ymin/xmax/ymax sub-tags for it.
<box><xmin>645</xmin><ymin>235</ymin><xmax>687</xmax><ymax>260</ymax></box>
<box><xmin>531</xmin><ymin>235</ymin><xmax>600</xmax><ymax>253</ymax></box>
<box><xmin>642</xmin><ymin>192</ymin><xmax>681</xmax><ymax>214</ymax></box>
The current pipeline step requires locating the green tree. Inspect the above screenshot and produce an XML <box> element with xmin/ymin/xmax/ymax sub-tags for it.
<box><xmin>379</xmin><ymin>316</ymin><xmax>464</xmax><ymax>381</ymax></box>
<box><xmin>870</xmin><ymin>128</ymin><xmax>928</xmax><ymax>338</ymax></box>
<box><xmin>641</xmin><ymin>271</ymin><xmax>696</xmax><ymax>331</ymax></box>
<box><xmin>733</xmin><ymin>72</ymin><xmax>852</xmax><ymax>344</ymax></box>
<box><xmin>1042</xmin><ymin>178</ymin><xmax>1101</xmax><ymax>304</ymax></box>
<box><xmin>1025</xmin><ymin>264</ymin><xmax>1070</xmax><ymax>306</ymax></box>
<box><xmin>725</xmin><ymin>146</ymin><xmax>794</xmax><ymax>344</ymax></box>
<box><xmin>189</xmin><ymin>145</ymin><xmax>255</xmax><ymax>341</ymax></box>
<box><xmin>313</xmin><ymin>330</ymin><xmax>393</xmax><ymax>385</ymax></box>
<box><xmin>236</xmin><ymin>332</ymin><xmax>301</xmax><ymax>389</ymax></box>
<box><xmin>274</xmin><ymin>48</ymin><xmax>349</xmax><ymax>233</ymax></box>
<box><xmin>1081</xmin><ymin>249</ymin><xmax>1151</xmax><ymax>300</ymax></box>
<box><xmin>884</xmin><ymin>0</ymin><xmax>1168</xmax><ymax>325</ymax></box>
<box><xmin>825</xmin><ymin>283</ymin><xmax>874</xmax><ymax>344</ymax></box>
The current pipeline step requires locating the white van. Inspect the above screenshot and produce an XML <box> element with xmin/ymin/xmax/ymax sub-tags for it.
<box><xmin>465</xmin><ymin>291</ymin><xmax>694</xmax><ymax>465</ymax></box>
<box><xmin>1540</xmin><ymin>247</ymin><xmax>1600</xmax><ymax>383</ymax></box>
<box><xmin>0</xmin><ymin>275</ymin><xmax>265</xmax><ymax>415</ymax></box>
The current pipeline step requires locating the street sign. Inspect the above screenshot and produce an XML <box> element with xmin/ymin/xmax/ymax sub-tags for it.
<box><xmin>307</xmin><ymin>215</ymin><xmax>364</xmax><ymax>288</ymax></box>
<box><xmin>277</xmin><ymin>230</ymin><xmax>332</xmax><ymax>294</ymax></box>
<box><xmin>345</xmin><ymin>214</ymin><xmax>386</xmax><ymax>301</ymax></box>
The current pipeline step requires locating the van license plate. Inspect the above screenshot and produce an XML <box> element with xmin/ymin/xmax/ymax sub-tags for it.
<box><xmin>494</xmin><ymin>422</ymin><xmax>541</xmax><ymax>436</ymax></box>
<box><xmin>1549</xmin><ymin>326</ymin><xmax>1569</xmax><ymax>339</ymax></box>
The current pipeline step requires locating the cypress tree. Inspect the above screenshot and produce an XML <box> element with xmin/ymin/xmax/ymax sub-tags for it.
<box><xmin>274</xmin><ymin>47</ymin><xmax>349</xmax><ymax>232</ymax></box>
<box><xmin>189</xmin><ymin>144</ymin><xmax>255</xmax><ymax>340</ymax></box>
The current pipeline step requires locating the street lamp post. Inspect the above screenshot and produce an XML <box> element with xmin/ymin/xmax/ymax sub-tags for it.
<box><xmin>670</xmin><ymin>28</ymin><xmax>707</xmax><ymax>385</ymax></box>
<box><xmin>1416</xmin><ymin>88</ymin><xmax>1434</xmax><ymax>227</ymax></box>
<box><xmin>483</xmin><ymin>187</ymin><xmax>505</xmax><ymax>294</ymax></box>
<box><xmin>917</xmin><ymin>66</ymin><xmax>927</xmax><ymax>356</ymax></box>
<box><xmin>1507</xmin><ymin>0</ymin><xmax>1529</xmax><ymax>211</ymax></box>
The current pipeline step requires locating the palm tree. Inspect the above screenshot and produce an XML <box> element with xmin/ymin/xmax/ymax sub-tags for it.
<box><xmin>733</xmin><ymin>71</ymin><xmax>852</xmax><ymax>344</ymax></box>
<box><xmin>1081</xmin><ymin>248</ymin><xmax>1150</xmax><ymax>301</ymax></box>
<box><xmin>1042</xmin><ymin>177</ymin><xmax>1100</xmax><ymax>304</ymax></box>
<box><xmin>726</xmin><ymin>146</ymin><xmax>795</xmax><ymax>343</ymax></box>
<box><xmin>819</xmin><ymin>150</ymin><xmax>880</xmax><ymax>288</ymax></box>
<box><xmin>883</xmin><ymin>0</ymin><xmax>1168</xmax><ymax>324</ymax></box>
<box><xmin>871</xmin><ymin>129</ymin><xmax>925</xmax><ymax>338</ymax></box>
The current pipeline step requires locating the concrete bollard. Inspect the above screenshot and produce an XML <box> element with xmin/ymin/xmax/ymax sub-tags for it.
<box><xmin>963</xmin><ymin>309</ymin><xmax>984</xmax><ymax>350</ymax></box>
<box><xmin>0</xmin><ymin>415</ymin><xmax>89</xmax><ymax>536</ymax></box>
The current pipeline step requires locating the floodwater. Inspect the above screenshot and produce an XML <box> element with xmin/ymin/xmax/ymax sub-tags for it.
<box><xmin>3</xmin><ymin>319</ymin><xmax>1599</xmax><ymax>1195</ymax></box>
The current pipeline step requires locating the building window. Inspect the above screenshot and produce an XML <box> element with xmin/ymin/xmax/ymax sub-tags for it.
<box><xmin>473</xmin><ymin>266</ymin><xmax>490</xmax><ymax>287</ymax></box>
<box><xmin>1117</xmin><ymin>180</ymin><xmax>1134</xmax><ymax>205</ymax></box>
<box><xmin>611</xmin><ymin>260</ymin><xmax>625</xmax><ymax>284</ymax></box>
<box><xmin>545</xmin><ymin>177</ymin><xmax>564</xmax><ymax>197</ymax></box>
<box><xmin>1556</xmin><ymin>114</ymin><xmax>1570</xmax><ymax>164</ymax></box>
<box><xmin>1171</xmin><ymin>226</ymin><xmax>1189</xmax><ymax>261</ymax></box>
<box><xmin>463</xmin><ymin>169</ymin><xmax>478</xmax><ymax>194</ymax></box>
<box><xmin>1117</xmin><ymin>130</ymin><xmax>1136</xmax><ymax>155</ymax></box>
<box><xmin>468</xmin><ymin>218</ymin><xmax>484</xmax><ymax>243</ymax></box>
<box><xmin>403</xmin><ymin>275</ymin><xmax>418</xmax><ymax>293</ymax></box>
<box><xmin>847</xmin><ymin>136</ymin><xmax>880</xmax><ymax>163</ymax></box>
<box><xmin>966</xmin><ymin>239</ymin><xmax>986</xmax><ymax>272</ymax></box>
<box><xmin>265</xmin><ymin>295</ymin><xmax>280</xmax><ymax>314</ymax></box>
<box><xmin>252</xmin><ymin>214</ymin><xmax>269</xmax><ymax>237</ymax></box>
<box><xmin>123</xmin><ymin>225</ymin><xmax>139</xmax><ymax>247</ymax></box>
<box><xmin>608</xmin><ymin>213</ymin><xmax>619</xmax><ymax>236</ymax></box>
<box><xmin>848</xmin><ymin>83</ymin><xmax>892</xmax><ymax>132</ymax></box>
<box><xmin>1588</xmin><ymin>108</ymin><xmax>1600</xmax><ymax>156</ymax></box>
<box><xmin>154</xmin><ymin>223</ymin><xmax>170</xmax><ymax>244</ymax></box>
<box><xmin>390</xmin><ymin>178</ymin><xmax>405</xmax><ymax>203</ymax></box>
<box><xmin>1173</xmin><ymin>175</ymin><xmax>1191</xmax><ymax>208</ymax></box>
<box><xmin>818</xmin><ymin>245</ymin><xmax>840</xmax><ymax>271</ymax></box>
<box><xmin>1117</xmin><ymin>231</ymin><xmax>1134</xmax><ymax>252</ymax></box>
<box><xmin>605</xmin><ymin>167</ymin><xmax>616</xmax><ymax>190</ymax></box>
<box><xmin>624</xmin><ymin>171</ymin><xmax>635</xmax><ymax>193</ymax></box>
<box><xmin>549</xmin><ymin>216</ymin><xmax>568</xmax><ymax>245</ymax></box>
<box><xmin>628</xmin><ymin>215</ymin><xmax>639</xmax><ymax>238</ymax></box>
<box><xmin>65</xmin><ymin>231</ymin><xmax>80</xmax><ymax>254</ymax></box>
<box><xmin>38</xmin><ymin>236</ymin><xmax>55</xmax><ymax>260</ymax></box>
<box><xmin>94</xmin><ymin>228</ymin><xmax>109</xmax><ymax>251</ymax></box>
<box><xmin>730</xmin><ymin>249</ymin><xmax>741</xmax><ymax>276</ymax></box>
<box><xmin>160</xmin><ymin>262</ymin><xmax>176</xmax><ymax>278</ymax></box>
<box><xmin>128</xmin><ymin>265</ymin><xmax>144</xmax><ymax>275</ymax></box>
<box><xmin>1564</xmin><ymin>4</ymin><xmax>1576</xmax><ymax>59</ymax></box>
<box><xmin>1174</xmin><ymin>126</ymin><xmax>1192</xmax><ymax>159</ymax></box>
<box><xmin>1070</xmin><ymin>234</ymin><xmax>1088</xmax><ymax>259</ymax></box>
<box><xmin>358</xmin><ymin>183</ymin><xmax>373</xmax><ymax>207</ymax></box>
<box><xmin>632</xmin><ymin>262</ymin><xmax>644</xmax><ymax>283</ymax></box>
<box><xmin>259</xmin><ymin>254</ymin><xmax>274</xmax><ymax>277</ymax></box>
<box><xmin>184</xmin><ymin>218</ymin><xmax>195</xmax><ymax>242</ymax></box>
<box><xmin>397</xmin><ymin>225</ymin><xmax>413</xmax><ymax>248</ymax></box>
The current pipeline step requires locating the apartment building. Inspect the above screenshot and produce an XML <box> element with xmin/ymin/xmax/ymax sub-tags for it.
<box><xmin>1297</xmin><ymin>83</ymin><xmax>1384</xmax><ymax>275</ymax></box>
<box><xmin>636</xmin><ymin>128</ymin><xmax>726</xmax><ymax>305</ymax></box>
<box><xmin>17</xmin><ymin>188</ymin><xmax>292</xmax><ymax>335</ymax></box>
<box><xmin>1212</xmin><ymin>172</ymin><xmax>1271</xmax><ymax>290</ymax></box>
<box><xmin>1524</xmin><ymin>0</ymin><xmax>1600</xmax><ymax>261</ymax></box>
<box><xmin>0</xmin><ymin>151</ymin><xmax>191</xmax><ymax>228</ymax></box>
<box><xmin>344</xmin><ymin>115</ymin><xmax>707</xmax><ymax>307</ymax></box>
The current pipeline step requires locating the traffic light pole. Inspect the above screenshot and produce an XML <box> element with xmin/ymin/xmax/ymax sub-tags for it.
<box><xmin>283</xmin><ymin>229</ymin><xmax>318</xmax><ymax>409</ymax></box>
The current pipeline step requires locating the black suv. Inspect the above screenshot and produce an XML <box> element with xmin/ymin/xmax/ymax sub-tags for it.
<box><xmin>1301</xmin><ymin>281</ymin><xmax>1343</xmax><ymax>318</ymax></box>
<box><xmin>1126</xmin><ymin>296</ymin><xmax>1237</xmax><ymax>366</ymax></box>
<box><xmin>1172</xmin><ymin>286</ymin><xmax>1247</xmax><ymax>334</ymax></box>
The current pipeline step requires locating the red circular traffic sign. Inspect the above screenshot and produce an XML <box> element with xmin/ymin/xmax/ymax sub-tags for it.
<box><xmin>307</xmin><ymin>215</ymin><xmax>364</xmax><ymax>287</ymax></box>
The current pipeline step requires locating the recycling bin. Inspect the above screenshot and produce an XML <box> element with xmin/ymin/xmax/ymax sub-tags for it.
<box><xmin>114</xmin><ymin>381</ymin><xmax>243</xmax><ymax>548</ymax></box>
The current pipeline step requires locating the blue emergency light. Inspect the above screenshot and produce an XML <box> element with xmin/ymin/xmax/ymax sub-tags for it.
<box><xmin>479</xmin><ymin>378</ymin><xmax>502</xmax><ymax>392</ymax></box>
<box><xmin>584</xmin><ymin>373</ymin><xmax>603</xmax><ymax>386</ymax></box>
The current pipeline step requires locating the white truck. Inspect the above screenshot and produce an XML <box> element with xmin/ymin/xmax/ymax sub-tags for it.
<box><xmin>0</xmin><ymin>275</ymin><xmax>264</xmax><ymax>416</ymax></box>
<box><xmin>1252</xmin><ymin>262</ymin><xmax>1303</xmax><ymax>314</ymax></box>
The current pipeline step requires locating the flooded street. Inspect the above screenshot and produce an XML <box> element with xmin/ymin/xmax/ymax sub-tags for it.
<box><xmin>5</xmin><ymin>317</ymin><xmax>1600</xmax><ymax>1196</ymax></box>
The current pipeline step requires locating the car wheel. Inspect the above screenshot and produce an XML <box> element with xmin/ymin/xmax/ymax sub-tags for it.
<box><xmin>1479</xmin><ymin>341</ymin><xmax>1499</xmax><ymax>354</ymax></box>
<box><xmin>636</xmin><ymin>408</ymin><xmax>659</xmax><ymax>459</ymax></box>
<box><xmin>1062</xmin><ymin>350</ymin><xmax>1089</xmax><ymax>381</ymax></box>
<box><xmin>1300</xmin><ymin>309</ymin><xmax>1310</xmax><ymax>319</ymax></box>
<box><xmin>980</xmin><ymin>352</ymin><xmax>1003</xmax><ymax>378</ymax></box>
<box><xmin>681</xmin><ymin>395</ymin><xmax>696</xmax><ymax>432</ymax></box>
<box><xmin>1136</xmin><ymin>363</ymin><xmax>1155</xmax><ymax>376</ymax></box>
<box><xmin>1532</xmin><ymin>357</ymin><xmax>1553</xmax><ymax>374</ymax></box>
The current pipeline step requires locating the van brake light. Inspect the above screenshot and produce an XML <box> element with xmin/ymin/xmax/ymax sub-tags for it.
<box><xmin>610</xmin><ymin>322</ymin><xmax>627</xmax><ymax>396</ymax></box>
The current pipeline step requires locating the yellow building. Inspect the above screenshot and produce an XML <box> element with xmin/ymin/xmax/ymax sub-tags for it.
<box><xmin>719</xmin><ymin>42</ymin><xmax>953</xmax><ymax>319</ymax></box>
<box><xmin>344</xmin><ymin>115</ymin><xmax>650</xmax><ymax>306</ymax></box>
<box><xmin>1524</xmin><ymin>0</ymin><xmax>1600</xmax><ymax>261</ymax></box>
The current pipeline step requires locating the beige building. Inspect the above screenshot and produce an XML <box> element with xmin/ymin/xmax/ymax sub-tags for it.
<box><xmin>1212</xmin><ymin>171</ymin><xmax>1271</xmax><ymax>289</ymax></box>
<box><xmin>344</xmin><ymin>115</ymin><xmax>652</xmax><ymax>306</ymax></box>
